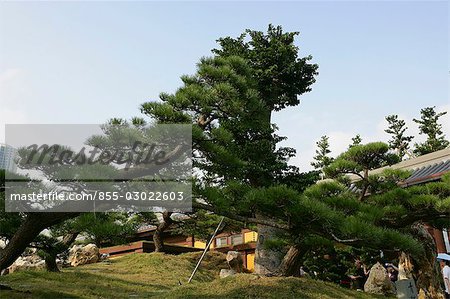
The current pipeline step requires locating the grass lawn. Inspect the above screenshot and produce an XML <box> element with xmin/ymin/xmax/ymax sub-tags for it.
<box><xmin>0</xmin><ymin>252</ymin><xmax>382</xmax><ymax>299</ymax></box>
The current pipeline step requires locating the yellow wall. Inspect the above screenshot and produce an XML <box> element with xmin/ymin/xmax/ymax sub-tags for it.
<box><xmin>194</xmin><ymin>241</ymin><xmax>206</xmax><ymax>249</ymax></box>
<box><xmin>244</xmin><ymin>231</ymin><xmax>258</xmax><ymax>243</ymax></box>
<box><xmin>246</xmin><ymin>253</ymin><xmax>255</xmax><ymax>271</ymax></box>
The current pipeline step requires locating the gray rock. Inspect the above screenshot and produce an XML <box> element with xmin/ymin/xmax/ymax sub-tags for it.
<box><xmin>364</xmin><ymin>262</ymin><xmax>396</xmax><ymax>295</ymax></box>
<box><xmin>220</xmin><ymin>269</ymin><xmax>237</xmax><ymax>278</ymax></box>
<box><xmin>226</xmin><ymin>251</ymin><xmax>243</xmax><ymax>273</ymax></box>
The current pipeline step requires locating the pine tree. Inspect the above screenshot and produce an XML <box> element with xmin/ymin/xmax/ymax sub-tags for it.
<box><xmin>349</xmin><ymin>134</ymin><xmax>362</xmax><ymax>148</ymax></box>
<box><xmin>142</xmin><ymin>25</ymin><xmax>319</xmax><ymax>275</ymax></box>
<box><xmin>324</xmin><ymin>143</ymin><xmax>450</xmax><ymax>296</ymax></box>
<box><xmin>324</xmin><ymin>142</ymin><xmax>400</xmax><ymax>200</ymax></box>
<box><xmin>311</xmin><ymin>135</ymin><xmax>334</xmax><ymax>171</ymax></box>
<box><xmin>140</xmin><ymin>27</ymin><xmax>435</xmax><ymax>278</ymax></box>
<box><xmin>413</xmin><ymin>106</ymin><xmax>449</xmax><ymax>155</ymax></box>
<box><xmin>384</xmin><ymin>115</ymin><xmax>414</xmax><ymax>160</ymax></box>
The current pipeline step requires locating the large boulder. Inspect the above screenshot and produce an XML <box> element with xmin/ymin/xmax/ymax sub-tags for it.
<box><xmin>226</xmin><ymin>251</ymin><xmax>243</xmax><ymax>273</ymax></box>
<box><xmin>68</xmin><ymin>243</ymin><xmax>99</xmax><ymax>267</ymax></box>
<box><xmin>364</xmin><ymin>262</ymin><xmax>396</xmax><ymax>295</ymax></box>
<box><xmin>8</xmin><ymin>255</ymin><xmax>45</xmax><ymax>273</ymax></box>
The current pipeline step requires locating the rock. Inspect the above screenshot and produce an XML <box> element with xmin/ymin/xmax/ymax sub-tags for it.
<box><xmin>226</xmin><ymin>251</ymin><xmax>243</xmax><ymax>273</ymax></box>
<box><xmin>364</xmin><ymin>262</ymin><xmax>396</xmax><ymax>295</ymax></box>
<box><xmin>99</xmin><ymin>253</ymin><xmax>110</xmax><ymax>261</ymax></box>
<box><xmin>395</xmin><ymin>279</ymin><xmax>418</xmax><ymax>299</ymax></box>
<box><xmin>8</xmin><ymin>255</ymin><xmax>45</xmax><ymax>273</ymax></box>
<box><xmin>398</xmin><ymin>252</ymin><xmax>414</xmax><ymax>280</ymax></box>
<box><xmin>68</xmin><ymin>243</ymin><xmax>99</xmax><ymax>267</ymax></box>
<box><xmin>220</xmin><ymin>269</ymin><xmax>236</xmax><ymax>278</ymax></box>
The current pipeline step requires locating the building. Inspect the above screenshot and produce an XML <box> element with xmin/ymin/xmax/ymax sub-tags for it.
<box><xmin>0</xmin><ymin>144</ymin><xmax>17</xmax><ymax>173</ymax></box>
<box><xmin>100</xmin><ymin>227</ymin><xmax>258</xmax><ymax>271</ymax></box>
<box><xmin>206</xmin><ymin>229</ymin><xmax>257</xmax><ymax>271</ymax></box>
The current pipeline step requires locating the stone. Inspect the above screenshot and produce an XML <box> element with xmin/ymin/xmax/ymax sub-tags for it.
<box><xmin>395</xmin><ymin>279</ymin><xmax>418</xmax><ymax>299</ymax></box>
<box><xmin>99</xmin><ymin>253</ymin><xmax>110</xmax><ymax>261</ymax></box>
<box><xmin>226</xmin><ymin>251</ymin><xmax>243</xmax><ymax>273</ymax></box>
<box><xmin>220</xmin><ymin>269</ymin><xmax>236</xmax><ymax>278</ymax></box>
<box><xmin>68</xmin><ymin>243</ymin><xmax>99</xmax><ymax>267</ymax></box>
<box><xmin>8</xmin><ymin>255</ymin><xmax>45</xmax><ymax>273</ymax></box>
<box><xmin>398</xmin><ymin>252</ymin><xmax>414</xmax><ymax>280</ymax></box>
<box><xmin>364</xmin><ymin>262</ymin><xmax>396</xmax><ymax>295</ymax></box>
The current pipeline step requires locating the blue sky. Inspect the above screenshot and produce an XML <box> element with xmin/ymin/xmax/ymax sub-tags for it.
<box><xmin>0</xmin><ymin>1</ymin><xmax>448</xmax><ymax>170</ymax></box>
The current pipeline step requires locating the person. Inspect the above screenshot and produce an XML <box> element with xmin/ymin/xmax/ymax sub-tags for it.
<box><xmin>349</xmin><ymin>259</ymin><xmax>369</xmax><ymax>291</ymax></box>
<box><xmin>440</xmin><ymin>259</ymin><xmax>450</xmax><ymax>299</ymax></box>
<box><xmin>385</xmin><ymin>263</ymin><xmax>399</xmax><ymax>282</ymax></box>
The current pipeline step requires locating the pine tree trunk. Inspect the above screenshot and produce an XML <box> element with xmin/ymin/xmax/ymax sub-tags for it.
<box><xmin>0</xmin><ymin>215</ymin><xmax>47</xmax><ymax>271</ymax></box>
<box><xmin>153</xmin><ymin>230</ymin><xmax>164</xmax><ymax>252</ymax></box>
<box><xmin>0</xmin><ymin>213</ymin><xmax>78</xmax><ymax>271</ymax></box>
<box><xmin>153</xmin><ymin>211</ymin><xmax>173</xmax><ymax>253</ymax></box>
<box><xmin>276</xmin><ymin>244</ymin><xmax>305</xmax><ymax>276</ymax></box>
<box><xmin>44</xmin><ymin>253</ymin><xmax>59</xmax><ymax>272</ymax></box>
<box><xmin>43</xmin><ymin>232</ymin><xmax>78</xmax><ymax>272</ymax></box>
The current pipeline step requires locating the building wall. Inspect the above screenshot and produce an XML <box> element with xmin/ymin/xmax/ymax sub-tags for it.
<box><xmin>131</xmin><ymin>227</ymin><xmax>259</xmax><ymax>271</ymax></box>
<box><xmin>0</xmin><ymin>144</ymin><xmax>17</xmax><ymax>173</ymax></box>
<box><xmin>246</xmin><ymin>253</ymin><xmax>255</xmax><ymax>270</ymax></box>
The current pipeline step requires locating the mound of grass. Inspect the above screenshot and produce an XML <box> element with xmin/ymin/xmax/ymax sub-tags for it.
<box><xmin>0</xmin><ymin>252</ymin><xmax>227</xmax><ymax>299</ymax></box>
<box><xmin>166</xmin><ymin>274</ymin><xmax>383</xmax><ymax>299</ymax></box>
<box><xmin>0</xmin><ymin>252</ymin><xmax>382</xmax><ymax>299</ymax></box>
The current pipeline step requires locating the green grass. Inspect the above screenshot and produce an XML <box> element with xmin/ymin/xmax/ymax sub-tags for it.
<box><xmin>0</xmin><ymin>252</ymin><xmax>381</xmax><ymax>299</ymax></box>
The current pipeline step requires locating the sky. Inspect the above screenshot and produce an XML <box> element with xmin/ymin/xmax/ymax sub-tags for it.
<box><xmin>0</xmin><ymin>1</ymin><xmax>449</xmax><ymax>171</ymax></box>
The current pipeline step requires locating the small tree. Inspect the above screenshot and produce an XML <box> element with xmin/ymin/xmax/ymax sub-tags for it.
<box><xmin>311</xmin><ymin>135</ymin><xmax>334</xmax><ymax>172</ymax></box>
<box><xmin>349</xmin><ymin>134</ymin><xmax>362</xmax><ymax>148</ymax></box>
<box><xmin>70</xmin><ymin>213</ymin><xmax>139</xmax><ymax>248</ymax></box>
<box><xmin>385</xmin><ymin>114</ymin><xmax>414</xmax><ymax>160</ymax></box>
<box><xmin>413</xmin><ymin>106</ymin><xmax>449</xmax><ymax>155</ymax></box>
<box><xmin>324</xmin><ymin>142</ymin><xmax>400</xmax><ymax>200</ymax></box>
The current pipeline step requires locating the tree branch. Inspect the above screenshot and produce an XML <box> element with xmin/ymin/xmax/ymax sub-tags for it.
<box><xmin>192</xmin><ymin>201</ymin><xmax>289</xmax><ymax>230</ymax></box>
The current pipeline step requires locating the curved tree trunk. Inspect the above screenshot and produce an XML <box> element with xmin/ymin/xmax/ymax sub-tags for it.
<box><xmin>0</xmin><ymin>212</ymin><xmax>79</xmax><ymax>271</ymax></box>
<box><xmin>153</xmin><ymin>211</ymin><xmax>173</xmax><ymax>253</ymax></box>
<box><xmin>275</xmin><ymin>244</ymin><xmax>306</xmax><ymax>276</ymax></box>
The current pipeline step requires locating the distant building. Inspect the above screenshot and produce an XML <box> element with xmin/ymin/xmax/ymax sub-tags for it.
<box><xmin>0</xmin><ymin>144</ymin><xmax>17</xmax><ymax>173</ymax></box>
<box><xmin>100</xmin><ymin>227</ymin><xmax>258</xmax><ymax>271</ymax></box>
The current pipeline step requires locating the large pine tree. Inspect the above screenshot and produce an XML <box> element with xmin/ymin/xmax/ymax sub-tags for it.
<box><xmin>142</xmin><ymin>25</ymin><xmax>319</xmax><ymax>274</ymax></box>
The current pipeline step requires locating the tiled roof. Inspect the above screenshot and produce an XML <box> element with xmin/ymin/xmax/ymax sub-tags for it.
<box><xmin>403</xmin><ymin>159</ymin><xmax>450</xmax><ymax>186</ymax></box>
<box><xmin>344</xmin><ymin>148</ymin><xmax>450</xmax><ymax>189</ymax></box>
